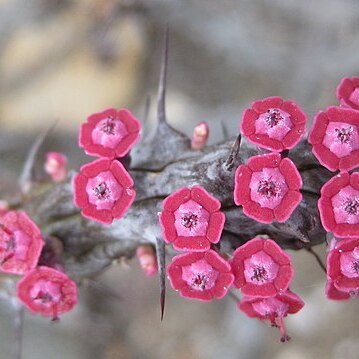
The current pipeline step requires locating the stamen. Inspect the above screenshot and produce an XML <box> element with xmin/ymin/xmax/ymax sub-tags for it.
<box><xmin>93</xmin><ymin>182</ymin><xmax>111</xmax><ymax>200</ymax></box>
<box><xmin>251</xmin><ymin>266</ymin><xmax>268</xmax><ymax>282</ymax></box>
<box><xmin>181</xmin><ymin>212</ymin><xmax>198</xmax><ymax>230</ymax></box>
<box><xmin>265</xmin><ymin>109</ymin><xmax>283</xmax><ymax>128</ymax></box>
<box><xmin>191</xmin><ymin>274</ymin><xmax>207</xmax><ymax>290</ymax></box>
<box><xmin>352</xmin><ymin>260</ymin><xmax>359</xmax><ymax>274</ymax></box>
<box><xmin>335</xmin><ymin>126</ymin><xmax>353</xmax><ymax>144</ymax></box>
<box><xmin>101</xmin><ymin>117</ymin><xmax>116</xmax><ymax>135</ymax></box>
<box><xmin>257</xmin><ymin>178</ymin><xmax>280</xmax><ymax>198</ymax></box>
<box><xmin>33</xmin><ymin>291</ymin><xmax>53</xmax><ymax>304</ymax></box>
<box><xmin>344</xmin><ymin>198</ymin><xmax>359</xmax><ymax>215</ymax></box>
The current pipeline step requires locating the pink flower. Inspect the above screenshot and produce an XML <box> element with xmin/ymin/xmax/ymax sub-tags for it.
<box><xmin>136</xmin><ymin>245</ymin><xmax>158</xmax><ymax>277</ymax></box>
<box><xmin>308</xmin><ymin>106</ymin><xmax>359</xmax><ymax>172</ymax></box>
<box><xmin>238</xmin><ymin>290</ymin><xmax>304</xmax><ymax>342</ymax></box>
<box><xmin>44</xmin><ymin>152</ymin><xmax>68</xmax><ymax>182</ymax></box>
<box><xmin>336</xmin><ymin>77</ymin><xmax>359</xmax><ymax>111</ymax></box>
<box><xmin>191</xmin><ymin>122</ymin><xmax>209</xmax><ymax>150</ymax></box>
<box><xmin>318</xmin><ymin>172</ymin><xmax>359</xmax><ymax>238</ymax></box>
<box><xmin>326</xmin><ymin>237</ymin><xmax>359</xmax><ymax>299</ymax></box>
<box><xmin>240</xmin><ymin>96</ymin><xmax>307</xmax><ymax>152</ymax></box>
<box><xmin>230</xmin><ymin>237</ymin><xmax>294</xmax><ymax>297</ymax></box>
<box><xmin>0</xmin><ymin>211</ymin><xmax>44</xmax><ymax>275</ymax></box>
<box><xmin>167</xmin><ymin>250</ymin><xmax>234</xmax><ymax>301</ymax></box>
<box><xmin>234</xmin><ymin>152</ymin><xmax>302</xmax><ymax>223</ymax></box>
<box><xmin>73</xmin><ymin>158</ymin><xmax>136</xmax><ymax>224</ymax></box>
<box><xmin>159</xmin><ymin>186</ymin><xmax>225</xmax><ymax>252</ymax></box>
<box><xmin>17</xmin><ymin>266</ymin><xmax>78</xmax><ymax>320</ymax></box>
<box><xmin>79</xmin><ymin>108</ymin><xmax>141</xmax><ymax>159</ymax></box>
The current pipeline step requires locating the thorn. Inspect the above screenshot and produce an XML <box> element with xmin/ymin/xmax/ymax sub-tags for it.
<box><xmin>19</xmin><ymin>121</ymin><xmax>57</xmax><ymax>194</ymax></box>
<box><xmin>157</xmin><ymin>25</ymin><xmax>169</xmax><ymax>125</ymax></box>
<box><xmin>220</xmin><ymin>120</ymin><xmax>229</xmax><ymax>140</ymax></box>
<box><xmin>143</xmin><ymin>95</ymin><xmax>151</xmax><ymax>124</ymax></box>
<box><xmin>155</xmin><ymin>236</ymin><xmax>166</xmax><ymax>321</ymax></box>
<box><xmin>14</xmin><ymin>306</ymin><xmax>24</xmax><ymax>359</ymax></box>
<box><xmin>224</xmin><ymin>134</ymin><xmax>241</xmax><ymax>171</ymax></box>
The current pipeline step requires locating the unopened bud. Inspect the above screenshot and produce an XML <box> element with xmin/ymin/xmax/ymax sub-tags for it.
<box><xmin>44</xmin><ymin>152</ymin><xmax>68</xmax><ymax>182</ymax></box>
<box><xmin>136</xmin><ymin>245</ymin><xmax>158</xmax><ymax>277</ymax></box>
<box><xmin>191</xmin><ymin>122</ymin><xmax>209</xmax><ymax>150</ymax></box>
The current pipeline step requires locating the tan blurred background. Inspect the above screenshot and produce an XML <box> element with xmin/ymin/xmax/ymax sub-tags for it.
<box><xmin>1</xmin><ymin>0</ymin><xmax>359</xmax><ymax>358</ymax></box>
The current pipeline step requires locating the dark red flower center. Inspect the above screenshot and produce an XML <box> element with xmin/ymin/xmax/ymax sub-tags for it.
<box><xmin>34</xmin><ymin>291</ymin><xmax>53</xmax><ymax>304</ymax></box>
<box><xmin>101</xmin><ymin>117</ymin><xmax>116</xmax><ymax>135</ymax></box>
<box><xmin>191</xmin><ymin>274</ymin><xmax>208</xmax><ymax>290</ymax></box>
<box><xmin>344</xmin><ymin>198</ymin><xmax>359</xmax><ymax>215</ymax></box>
<box><xmin>335</xmin><ymin>126</ymin><xmax>353</xmax><ymax>144</ymax></box>
<box><xmin>265</xmin><ymin>109</ymin><xmax>283</xmax><ymax>128</ymax></box>
<box><xmin>181</xmin><ymin>212</ymin><xmax>199</xmax><ymax>230</ymax></box>
<box><xmin>352</xmin><ymin>260</ymin><xmax>359</xmax><ymax>274</ymax></box>
<box><xmin>257</xmin><ymin>178</ymin><xmax>280</xmax><ymax>198</ymax></box>
<box><xmin>93</xmin><ymin>182</ymin><xmax>111</xmax><ymax>200</ymax></box>
<box><xmin>251</xmin><ymin>266</ymin><xmax>268</xmax><ymax>282</ymax></box>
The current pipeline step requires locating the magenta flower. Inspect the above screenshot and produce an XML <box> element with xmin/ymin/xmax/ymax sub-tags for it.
<box><xmin>17</xmin><ymin>266</ymin><xmax>78</xmax><ymax>320</ymax></box>
<box><xmin>318</xmin><ymin>172</ymin><xmax>359</xmax><ymax>238</ymax></box>
<box><xmin>238</xmin><ymin>290</ymin><xmax>304</xmax><ymax>342</ymax></box>
<box><xmin>0</xmin><ymin>211</ymin><xmax>44</xmax><ymax>275</ymax></box>
<box><xmin>234</xmin><ymin>152</ymin><xmax>302</xmax><ymax>223</ymax></box>
<box><xmin>308</xmin><ymin>106</ymin><xmax>359</xmax><ymax>172</ymax></box>
<box><xmin>326</xmin><ymin>237</ymin><xmax>359</xmax><ymax>299</ymax></box>
<box><xmin>44</xmin><ymin>152</ymin><xmax>68</xmax><ymax>182</ymax></box>
<box><xmin>336</xmin><ymin>77</ymin><xmax>359</xmax><ymax>111</ymax></box>
<box><xmin>240</xmin><ymin>96</ymin><xmax>307</xmax><ymax>152</ymax></box>
<box><xmin>230</xmin><ymin>237</ymin><xmax>294</xmax><ymax>297</ymax></box>
<box><xmin>167</xmin><ymin>250</ymin><xmax>234</xmax><ymax>301</ymax></box>
<box><xmin>73</xmin><ymin>158</ymin><xmax>136</xmax><ymax>224</ymax></box>
<box><xmin>159</xmin><ymin>186</ymin><xmax>225</xmax><ymax>252</ymax></box>
<box><xmin>79</xmin><ymin>108</ymin><xmax>141</xmax><ymax>159</ymax></box>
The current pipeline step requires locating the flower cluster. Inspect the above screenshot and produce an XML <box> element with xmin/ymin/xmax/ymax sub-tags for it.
<box><xmin>309</xmin><ymin>77</ymin><xmax>359</xmax><ymax>302</ymax></box>
<box><xmin>230</xmin><ymin>237</ymin><xmax>303</xmax><ymax>342</ymax></box>
<box><xmin>238</xmin><ymin>97</ymin><xmax>305</xmax><ymax>224</ymax></box>
<box><xmin>0</xmin><ymin>210</ymin><xmax>77</xmax><ymax>320</ymax></box>
<box><xmin>74</xmin><ymin>108</ymin><xmax>141</xmax><ymax>224</ymax></box>
<box><xmin>234</xmin><ymin>152</ymin><xmax>302</xmax><ymax>223</ymax></box>
<box><xmin>162</xmin><ymin>185</ymin><xmax>234</xmax><ymax>301</ymax></box>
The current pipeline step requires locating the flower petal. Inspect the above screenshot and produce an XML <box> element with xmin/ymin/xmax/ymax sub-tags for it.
<box><xmin>173</xmin><ymin>236</ymin><xmax>210</xmax><ymax>252</ymax></box>
<box><xmin>274</xmin><ymin>190</ymin><xmax>302</xmax><ymax>223</ymax></box>
<box><xmin>252</xmin><ymin>96</ymin><xmax>283</xmax><ymax>113</ymax></box>
<box><xmin>163</xmin><ymin>188</ymin><xmax>191</xmax><ymax>212</ymax></box>
<box><xmin>206</xmin><ymin>212</ymin><xmax>225</xmax><ymax>244</ymax></box>
<box><xmin>191</xmin><ymin>186</ymin><xmax>221</xmax><ymax>213</ymax></box>
<box><xmin>279</xmin><ymin>158</ymin><xmax>302</xmax><ymax>190</ymax></box>
<box><xmin>240</xmin><ymin>108</ymin><xmax>258</xmax><ymax>135</ymax></box>
<box><xmin>159</xmin><ymin>211</ymin><xmax>177</xmax><ymax>243</ymax></box>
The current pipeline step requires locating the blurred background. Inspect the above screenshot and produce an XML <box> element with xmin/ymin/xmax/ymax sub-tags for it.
<box><xmin>1</xmin><ymin>0</ymin><xmax>359</xmax><ymax>358</ymax></box>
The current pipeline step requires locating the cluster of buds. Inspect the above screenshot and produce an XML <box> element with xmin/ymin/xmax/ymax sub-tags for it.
<box><xmin>74</xmin><ymin>108</ymin><xmax>141</xmax><ymax>224</ymax></box>
<box><xmin>0</xmin><ymin>210</ymin><xmax>77</xmax><ymax>320</ymax></box>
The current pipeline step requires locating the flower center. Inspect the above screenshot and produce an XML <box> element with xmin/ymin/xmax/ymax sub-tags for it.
<box><xmin>251</xmin><ymin>266</ymin><xmax>268</xmax><ymax>282</ymax></box>
<box><xmin>344</xmin><ymin>198</ymin><xmax>359</xmax><ymax>215</ymax></box>
<box><xmin>257</xmin><ymin>177</ymin><xmax>280</xmax><ymax>198</ymax></box>
<box><xmin>265</xmin><ymin>109</ymin><xmax>283</xmax><ymax>127</ymax></box>
<box><xmin>352</xmin><ymin>260</ymin><xmax>359</xmax><ymax>274</ymax></box>
<box><xmin>101</xmin><ymin>117</ymin><xmax>116</xmax><ymax>135</ymax></box>
<box><xmin>335</xmin><ymin>126</ymin><xmax>353</xmax><ymax>144</ymax></box>
<box><xmin>191</xmin><ymin>274</ymin><xmax>208</xmax><ymax>290</ymax></box>
<box><xmin>93</xmin><ymin>182</ymin><xmax>111</xmax><ymax>200</ymax></box>
<box><xmin>181</xmin><ymin>212</ymin><xmax>199</xmax><ymax>230</ymax></box>
<box><xmin>34</xmin><ymin>291</ymin><xmax>53</xmax><ymax>304</ymax></box>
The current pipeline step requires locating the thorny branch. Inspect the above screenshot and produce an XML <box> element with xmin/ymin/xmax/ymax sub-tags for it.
<box><xmin>15</xmin><ymin>29</ymin><xmax>332</xmax><ymax>282</ymax></box>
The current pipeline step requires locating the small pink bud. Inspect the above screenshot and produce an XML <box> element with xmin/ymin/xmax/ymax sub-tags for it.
<box><xmin>45</xmin><ymin>152</ymin><xmax>68</xmax><ymax>182</ymax></box>
<box><xmin>136</xmin><ymin>245</ymin><xmax>158</xmax><ymax>277</ymax></box>
<box><xmin>191</xmin><ymin>122</ymin><xmax>209</xmax><ymax>150</ymax></box>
